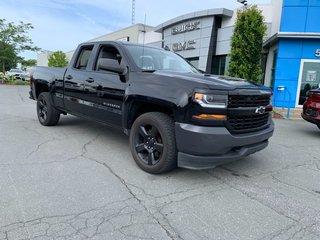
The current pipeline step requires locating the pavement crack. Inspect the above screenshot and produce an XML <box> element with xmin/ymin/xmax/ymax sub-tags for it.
<box><xmin>26</xmin><ymin>138</ymin><xmax>56</xmax><ymax>159</ymax></box>
<box><xmin>0</xmin><ymin>199</ymin><xmax>137</xmax><ymax>240</ymax></box>
<box><xmin>86</xmin><ymin>157</ymin><xmax>181</xmax><ymax>240</ymax></box>
<box><xmin>239</xmin><ymin>160</ymin><xmax>315</xmax><ymax>179</ymax></box>
<box><xmin>17</xmin><ymin>87</ymin><xmax>25</xmax><ymax>102</ymax></box>
<box><xmin>262</xmin><ymin>224</ymin><xmax>297</xmax><ymax>240</ymax></box>
<box><xmin>271</xmin><ymin>175</ymin><xmax>320</xmax><ymax>198</ymax></box>
<box><xmin>126</xmin><ymin>181</ymin><xmax>211</xmax><ymax>201</ymax></box>
<box><xmin>43</xmin><ymin>134</ymin><xmax>100</xmax><ymax>164</ymax></box>
<box><xmin>81</xmin><ymin>134</ymin><xmax>100</xmax><ymax>155</ymax></box>
<box><xmin>291</xmin><ymin>226</ymin><xmax>305</xmax><ymax>240</ymax></box>
<box><xmin>5</xmin><ymin>169</ymin><xmax>32</xmax><ymax>239</ymax></box>
<box><xmin>64</xmin><ymin>134</ymin><xmax>100</xmax><ymax>162</ymax></box>
<box><xmin>18</xmin><ymin>92</ymin><xmax>25</xmax><ymax>102</ymax></box>
<box><xmin>0</xmin><ymin>199</ymin><xmax>128</xmax><ymax>229</ymax></box>
<box><xmin>205</xmin><ymin>170</ymin><xmax>299</xmax><ymax>224</ymax></box>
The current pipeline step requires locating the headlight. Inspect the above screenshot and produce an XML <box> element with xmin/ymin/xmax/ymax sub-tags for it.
<box><xmin>193</xmin><ymin>93</ymin><xmax>228</xmax><ymax>108</ymax></box>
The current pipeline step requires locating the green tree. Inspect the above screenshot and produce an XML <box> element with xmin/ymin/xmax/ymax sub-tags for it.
<box><xmin>228</xmin><ymin>6</ymin><xmax>267</xmax><ymax>83</ymax></box>
<box><xmin>0</xmin><ymin>19</ymin><xmax>40</xmax><ymax>73</ymax></box>
<box><xmin>48</xmin><ymin>51</ymin><xmax>68</xmax><ymax>67</ymax></box>
<box><xmin>21</xmin><ymin>59</ymin><xmax>37</xmax><ymax>67</ymax></box>
<box><xmin>0</xmin><ymin>41</ymin><xmax>17</xmax><ymax>71</ymax></box>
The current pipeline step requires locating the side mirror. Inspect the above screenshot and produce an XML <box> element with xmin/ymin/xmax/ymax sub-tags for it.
<box><xmin>98</xmin><ymin>59</ymin><xmax>125</xmax><ymax>74</ymax></box>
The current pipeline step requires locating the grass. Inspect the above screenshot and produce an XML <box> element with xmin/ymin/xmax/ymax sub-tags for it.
<box><xmin>3</xmin><ymin>79</ymin><xmax>29</xmax><ymax>85</ymax></box>
<box><xmin>0</xmin><ymin>74</ymin><xmax>30</xmax><ymax>85</ymax></box>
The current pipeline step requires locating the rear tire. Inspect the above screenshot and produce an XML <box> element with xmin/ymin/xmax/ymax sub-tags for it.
<box><xmin>129</xmin><ymin>112</ymin><xmax>177</xmax><ymax>174</ymax></box>
<box><xmin>37</xmin><ymin>92</ymin><xmax>60</xmax><ymax>126</ymax></box>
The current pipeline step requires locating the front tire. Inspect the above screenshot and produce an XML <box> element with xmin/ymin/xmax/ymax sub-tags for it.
<box><xmin>129</xmin><ymin>112</ymin><xmax>177</xmax><ymax>174</ymax></box>
<box><xmin>37</xmin><ymin>92</ymin><xmax>60</xmax><ymax>126</ymax></box>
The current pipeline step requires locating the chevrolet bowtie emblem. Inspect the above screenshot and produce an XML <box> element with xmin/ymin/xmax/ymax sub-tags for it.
<box><xmin>255</xmin><ymin>106</ymin><xmax>266</xmax><ymax>114</ymax></box>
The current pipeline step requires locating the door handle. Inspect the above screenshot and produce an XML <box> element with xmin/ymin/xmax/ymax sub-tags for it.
<box><xmin>65</xmin><ymin>75</ymin><xmax>73</xmax><ymax>80</ymax></box>
<box><xmin>86</xmin><ymin>78</ymin><xmax>94</xmax><ymax>83</ymax></box>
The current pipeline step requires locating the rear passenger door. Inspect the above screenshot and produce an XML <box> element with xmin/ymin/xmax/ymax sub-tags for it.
<box><xmin>81</xmin><ymin>44</ymin><xmax>126</xmax><ymax>128</ymax></box>
<box><xmin>64</xmin><ymin>45</ymin><xmax>95</xmax><ymax>115</ymax></box>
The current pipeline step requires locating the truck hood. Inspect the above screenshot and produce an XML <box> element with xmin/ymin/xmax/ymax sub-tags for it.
<box><xmin>153</xmin><ymin>71</ymin><xmax>269</xmax><ymax>91</ymax></box>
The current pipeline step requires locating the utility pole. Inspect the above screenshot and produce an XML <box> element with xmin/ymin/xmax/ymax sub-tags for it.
<box><xmin>132</xmin><ymin>0</ymin><xmax>136</xmax><ymax>25</ymax></box>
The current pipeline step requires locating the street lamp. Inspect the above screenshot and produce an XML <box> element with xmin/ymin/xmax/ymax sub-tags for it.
<box><xmin>237</xmin><ymin>0</ymin><xmax>248</xmax><ymax>6</ymax></box>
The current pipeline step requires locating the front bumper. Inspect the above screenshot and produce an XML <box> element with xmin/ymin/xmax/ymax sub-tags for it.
<box><xmin>301</xmin><ymin>113</ymin><xmax>320</xmax><ymax>126</ymax></box>
<box><xmin>175</xmin><ymin>121</ymin><xmax>274</xmax><ymax>170</ymax></box>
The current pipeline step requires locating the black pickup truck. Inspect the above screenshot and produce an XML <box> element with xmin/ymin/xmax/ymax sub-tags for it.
<box><xmin>30</xmin><ymin>41</ymin><xmax>274</xmax><ymax>173</ymax></box>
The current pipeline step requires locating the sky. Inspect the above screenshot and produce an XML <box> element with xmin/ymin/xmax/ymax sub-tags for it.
<box><xmin>0</xmin><ymin>0</ymin><xmax>271</xmax><ymax>60</ymax></box>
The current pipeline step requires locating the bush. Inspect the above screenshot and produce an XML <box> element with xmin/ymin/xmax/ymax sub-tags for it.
<box><xmin>0</xmin><ymin>72</ymin><xmax>29</xmax><ymax>85</ymax></box>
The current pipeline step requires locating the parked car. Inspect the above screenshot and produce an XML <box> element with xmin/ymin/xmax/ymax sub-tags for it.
<box><xmin>301</xmin><ymin>88</ymin><xmax>320</xmax><ymax>129</ymax></box>
<box><xmin>29</xmin><ymin>41</ymin><xmax>274</xmax><ymax>174</ymax></box>
<box><xmin>6</xmin><ymin>68</ymin><xmax>25</xmax><ymax>80</ymax></box>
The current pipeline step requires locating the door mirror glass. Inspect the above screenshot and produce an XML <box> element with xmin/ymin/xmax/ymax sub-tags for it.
<box><xmin>98</xmin><ymin>59</ymin><xmax>125</xmax><ymax>74</ymax></box>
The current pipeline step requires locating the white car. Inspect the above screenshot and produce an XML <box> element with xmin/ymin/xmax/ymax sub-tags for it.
<box><xmin>6</xmin><ymin>69</ymin><xmax>26</xmax><ymax>80</ymax></box>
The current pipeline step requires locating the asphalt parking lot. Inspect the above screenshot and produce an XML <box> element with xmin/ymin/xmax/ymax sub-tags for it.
<box><xmin>0</xmin><ymin>85</ymin><xmax>320</xmax><ymax>240</ymax></box>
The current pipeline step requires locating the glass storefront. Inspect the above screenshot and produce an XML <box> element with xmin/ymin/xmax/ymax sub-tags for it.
<box><xmin>185</xmin><ymin>57</ymin><xmax>199</xmax><ymax>69</ymax></box>
<box><xmin>297</xmin><ymin>60</ymin><xmax>320</xmax><ymax>105</ymax></box>
<box><xmin>211</xmin><ymin>55</ymin><xmax>227</xmax><ymax>75</ymax></box>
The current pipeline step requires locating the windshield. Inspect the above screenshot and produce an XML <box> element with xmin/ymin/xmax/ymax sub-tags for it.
<box><xmin>126</xmin><ymin>45</ymin><xmax>200</xmax><ymax>73</ymax></box>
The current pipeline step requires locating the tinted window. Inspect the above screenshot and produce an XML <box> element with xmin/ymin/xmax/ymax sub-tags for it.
<box><xmin>95</xmin><ymin>46</ymin><xmax>122</xmax><ymax>71</ymax></box>
<box><xmin>74</xmin><ymin>46</ymin><xmax>93</xmax><ymax>69</ymax></box>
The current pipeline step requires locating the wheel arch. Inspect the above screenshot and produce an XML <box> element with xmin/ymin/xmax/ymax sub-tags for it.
<box><xmin>123</xmin><ymin>97</ymin><xmax>179</xmax><ymax>130</ymax></box>
<box><xmin>35</xmin><ymin>81</ymin><xmax>50</xmax><ymax>99</ymax></box>
<box><xmin>129</xmin><ymin>111</ymin><xmax>177</xmax><ymax>173</ymax></box>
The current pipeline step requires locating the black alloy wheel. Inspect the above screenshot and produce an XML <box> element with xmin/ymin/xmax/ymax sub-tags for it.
<box><xmin>36</xmin><ymin>92</ymin><xmax>60</xmax><ymax>126</ymax></box>
<box><xmin>135</xmin><ymin>124</ymin><xmax>164</xmax><ymax>166</ymax></box>
<box><xmin>130</xmin><ymin>112</ymin><xmax>177</xmax><ymax>174</ymax></box>
<box><xmin>38</xmin><ymin>97</ymin><xmax>48</xmax><ymax>123</ymax></box>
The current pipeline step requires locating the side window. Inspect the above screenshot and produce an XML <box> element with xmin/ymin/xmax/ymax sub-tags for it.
<box><xmin>74</xmin><ymin>46</ymin><xmax>93</xmax><ymax>70</ymax></box>
<box><xmin>95</xmin><ymin>46</ymin><xmax>122</xmax><ymax>71</ymax></box>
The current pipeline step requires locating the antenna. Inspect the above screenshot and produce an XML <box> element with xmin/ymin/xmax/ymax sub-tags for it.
<box><xmin>132</xmin><ymin>0</ymin><xmax>136</xmax><ymax>25</ymax></box>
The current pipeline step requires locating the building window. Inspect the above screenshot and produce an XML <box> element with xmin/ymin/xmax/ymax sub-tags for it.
<box><xmin>298</xmin><ymin>61</ymin><xmax>320</xmax><ymax>105</ymax></box>
<box><xmin>185</xmin><ymin>57</ymin><xmax>199</xmax><ymax>69</ymax></box>
<box><xmin>211</xmin><ymin>55</ymin><xmax>227</xmax><ymax>75</ymax></box>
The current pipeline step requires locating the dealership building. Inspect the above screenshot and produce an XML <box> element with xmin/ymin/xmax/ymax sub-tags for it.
<box><xmin>37</xmin><ymin>0</ymin><xmax>320</xmax><ymax>109</ymax></box>
<box><xmin>264</xmin><ymin>0</ymin><xmax>320</xmax><ymax>108</ymax></box>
